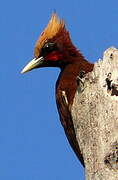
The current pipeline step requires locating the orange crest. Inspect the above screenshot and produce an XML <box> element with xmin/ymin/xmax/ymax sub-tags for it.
<box><xmin>34</xmin><ymin>13</ymin><xmax>66</xmax><ymax>58</ymax></box>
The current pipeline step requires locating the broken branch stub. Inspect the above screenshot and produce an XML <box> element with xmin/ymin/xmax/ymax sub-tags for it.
<box><xmin>71</xmin><ymin>47</ymin><xmax>118</xmax><ymax>180</ymax></box>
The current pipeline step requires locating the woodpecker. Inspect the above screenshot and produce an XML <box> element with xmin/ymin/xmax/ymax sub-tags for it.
<box><xmin>21</xmin><ymin>13</ymin><xmax>94</xmax><ymax>166</ymax></box>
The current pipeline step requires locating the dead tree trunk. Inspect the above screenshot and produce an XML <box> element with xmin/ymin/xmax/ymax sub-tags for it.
<box><xmin>71</xmin><ymin>47</ymin><xmax>118</xmax><ymax>180</ymax></box>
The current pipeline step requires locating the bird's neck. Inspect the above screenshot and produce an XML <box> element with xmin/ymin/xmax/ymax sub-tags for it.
<box><xmin>56</xmin><ymin>58</ymin><xmax>94</xmax><ymax>106</ymax></box>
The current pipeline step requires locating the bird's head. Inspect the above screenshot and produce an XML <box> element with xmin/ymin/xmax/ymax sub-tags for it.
<box><xmin>21</xmin><ymin>13</ymin><xmax>79</xmax><ymax>73</ymax></box>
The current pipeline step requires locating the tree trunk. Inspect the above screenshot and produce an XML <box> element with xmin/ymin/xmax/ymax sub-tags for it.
<box><xmin>71</xmin><ymin>47</ymin><xmax>118</xmax><ymax>180</ymax></box>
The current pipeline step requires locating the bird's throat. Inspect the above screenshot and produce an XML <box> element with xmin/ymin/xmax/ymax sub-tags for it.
<box><xmin>56</xmin><ymin>60</ymin><xmax>94</xmax><ymax>106</ymax></box>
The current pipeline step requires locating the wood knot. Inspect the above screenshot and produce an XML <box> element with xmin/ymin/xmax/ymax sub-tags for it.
<box><xmin>104</xmin><ymin>72</ymin><xmax>118</xmax><ymax>96</ymax></box>
<box><xmin>76</xmin><ymin>70</ymin><xmax>86</xmax><ymax>93</ymax></box>
<box><xmin>104</xmin><ymin>141</ymin><xmax>118</xmax><ymax>170</ymax></box>
<box><xmin>110</xmin><ymin>53</ymin><xmax>113</xmax><ymax>59</ymax></box>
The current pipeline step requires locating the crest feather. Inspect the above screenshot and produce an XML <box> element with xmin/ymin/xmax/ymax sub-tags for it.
<box><xmin>34</xmin><ymin>13</ymin><xmax>65</xmax><ymax>58</ymax></box>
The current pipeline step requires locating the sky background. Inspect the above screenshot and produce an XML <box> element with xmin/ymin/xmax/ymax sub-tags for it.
<box><xmin>0</xmin><ymin>0</ymin><xmax>118</xmax><ymax>179</ymax></box>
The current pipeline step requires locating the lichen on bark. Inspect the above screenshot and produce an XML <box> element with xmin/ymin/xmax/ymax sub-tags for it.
<box><xmin>71</xmin><ymin>47</ymin><xmax>118</xmax><ymax>179</ymax></box>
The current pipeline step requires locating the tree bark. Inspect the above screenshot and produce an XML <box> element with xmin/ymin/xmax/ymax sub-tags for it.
<box><xmin>71</xmin><ymin>47</ymin><xmax>118</xmax><ymax>180</ymax></box>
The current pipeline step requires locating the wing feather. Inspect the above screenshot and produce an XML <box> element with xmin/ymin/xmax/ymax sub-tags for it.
<box><xmin>56</xmin><ymin>90</ymin><xmax>84</xmax><ymax>166</ymax></box>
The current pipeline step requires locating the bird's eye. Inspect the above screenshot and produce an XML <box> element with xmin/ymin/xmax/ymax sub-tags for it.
<box><xmin>40</xmin><ymin>42</ymin><xmax>58</xmax><ymax>56</ymax></box>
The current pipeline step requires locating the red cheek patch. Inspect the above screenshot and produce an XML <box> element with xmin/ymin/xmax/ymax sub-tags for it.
<box><xmin>45</xmin><ymin>51</ymin><xmax>63</xmax><ymax>61</ymax></box>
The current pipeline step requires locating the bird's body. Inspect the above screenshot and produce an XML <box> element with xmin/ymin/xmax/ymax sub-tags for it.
<box><xmin>21</xmin><ymin>14</ymin><xmax>94</xmax><ymax>166</ymax></box>
<box><xmin>56</xmin><ymin>55</ymin><xmax>93</xmax><ymax>166</ymax></box>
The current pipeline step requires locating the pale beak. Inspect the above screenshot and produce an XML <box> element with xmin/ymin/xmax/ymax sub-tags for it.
<box><xmin>21</xmin><ymin>56</ymin><xmax>45</xmax><ymax>74</ymax></box>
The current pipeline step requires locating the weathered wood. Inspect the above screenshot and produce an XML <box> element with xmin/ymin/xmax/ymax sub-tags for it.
<box><xmin>72</xmin><ymin>47</ymin><xmax>118</xmax><ymax>179</ymax></box>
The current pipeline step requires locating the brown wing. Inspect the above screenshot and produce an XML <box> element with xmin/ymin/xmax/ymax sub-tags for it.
<box><xmin>56</xmin><ymin>90</ymin><xmax>84</xmax><ymax>167</ymax></box>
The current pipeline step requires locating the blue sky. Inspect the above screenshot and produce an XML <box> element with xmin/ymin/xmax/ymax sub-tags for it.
<box><xmin>1</xmin><ymin>0</ymin><xmax>118</xmax><ymax>179</ymax></box>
